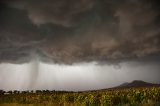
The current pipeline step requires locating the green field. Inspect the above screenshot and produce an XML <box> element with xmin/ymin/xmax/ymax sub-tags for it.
<box><xmin>0</xmin><ymin>87</ymin><xmax>160</xmax><ymax>106</ymax></box>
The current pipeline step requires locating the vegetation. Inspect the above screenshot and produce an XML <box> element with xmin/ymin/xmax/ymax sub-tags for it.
<box><xmin>0</xmin><ymin>87</ymin><xmax>160</xmax><ymax>106</ymax></box>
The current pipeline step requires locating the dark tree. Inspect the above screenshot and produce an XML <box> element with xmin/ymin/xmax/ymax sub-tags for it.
<box><xmin>0</xmin><ymin>90</ymin><xmax>5</xmax><ymax>95</ymax></box>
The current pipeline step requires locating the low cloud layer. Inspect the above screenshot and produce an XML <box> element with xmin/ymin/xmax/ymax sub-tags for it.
<box><xmin>0</xmin><ymin>0</ymin><xmax>160</xmax><ymax>64</ymax></box>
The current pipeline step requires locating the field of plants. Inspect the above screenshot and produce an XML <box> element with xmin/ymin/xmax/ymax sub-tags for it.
<box><xmin>0</xmin><ymin>87</ymin><xmax>160</xmax><ymax>106</ymax></box>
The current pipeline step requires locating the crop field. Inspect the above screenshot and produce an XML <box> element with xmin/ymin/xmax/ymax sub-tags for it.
<box><xmin>0</xmin><ymin>87</ymin><xmax>160</xmax><ymax>106</ymax></box>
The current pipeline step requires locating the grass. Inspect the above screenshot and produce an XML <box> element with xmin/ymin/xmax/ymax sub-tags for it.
<box><xmin>0</xmin><ymin>87</ymin><xmax>160</xmax><ymax>106</ymax></box>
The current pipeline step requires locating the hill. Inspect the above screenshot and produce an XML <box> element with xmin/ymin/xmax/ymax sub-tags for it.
<box><xmin>114</xmin><ymin>80</ymin><xmax>160</xmax><ymax>88</ymax></box>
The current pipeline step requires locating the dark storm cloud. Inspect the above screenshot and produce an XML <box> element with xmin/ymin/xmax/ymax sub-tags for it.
<box><xmin>5</xmin><ymin>0</ymin><xmax>95</xmax><ymax>27</ymax></box>
<box><xmin>0</xmin><ymin>0</ymin><xmax>160</xmax><ymax>64</ymax></box>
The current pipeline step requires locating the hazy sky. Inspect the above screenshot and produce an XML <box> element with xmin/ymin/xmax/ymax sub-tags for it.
<box><xmin>0</xmin><ymin>0</ymin><xmax>160</xmax><ymax>91</ymax></box>
<box><xmin>0</xmin><ymin>60</ymin><xmax>159</xmax><ymax>91</ymax></box>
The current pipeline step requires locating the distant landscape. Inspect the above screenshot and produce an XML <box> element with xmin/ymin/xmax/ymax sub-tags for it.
<box><xmin>113</xmin><ymin>80</ymin><xmax>160</xmax><ymax>89</ymax></box>
<box><xmin>0</xmin><ymin>80</ymin><xmax>160</xmax><ymax>106</ymax></box>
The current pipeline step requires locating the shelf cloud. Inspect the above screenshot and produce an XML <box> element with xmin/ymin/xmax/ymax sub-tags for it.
<box><xmin>0</xmin><ymin>0</ymin><xmax>160</xmax><ymax>64</ymax></box>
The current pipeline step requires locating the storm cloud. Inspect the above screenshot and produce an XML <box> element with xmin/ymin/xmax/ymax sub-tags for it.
<box><xmin>0</xmin><ymin>0</ymin><xmax>160</xmax><ymax>64</ymax></box>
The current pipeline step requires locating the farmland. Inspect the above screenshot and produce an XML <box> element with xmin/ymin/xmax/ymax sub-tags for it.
<box><xmin>0</xmin><ymin>87</ymin><xmax>160</xmax><ymax>106</ymax></box>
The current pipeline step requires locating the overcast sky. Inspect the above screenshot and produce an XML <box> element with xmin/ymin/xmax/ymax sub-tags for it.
<box><xmin>0</xmin><ymin>0</ymin><xmax>160</xmax><ymax>91</ymax></box>
<box><xmin>0</xmin><ymin>60</ymin><xmax>160</xmax><ymax>91</ymax></box>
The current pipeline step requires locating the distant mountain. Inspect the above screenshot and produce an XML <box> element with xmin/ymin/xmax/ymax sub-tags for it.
<box><xmin>114</xmin><ymin>80</ymin><xmax>160</xmax><ymax>88</ymax></box>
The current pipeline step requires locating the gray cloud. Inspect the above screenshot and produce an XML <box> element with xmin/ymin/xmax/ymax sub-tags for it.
<box><xmin>0</xmin><ymin>0</ymin><xmax>160</xmax><ymax>64</ymax></box>
<box><xmin>5</xmin><ymin>0</ymin><xmax>95</xmax><ymax>27</ymax></box>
